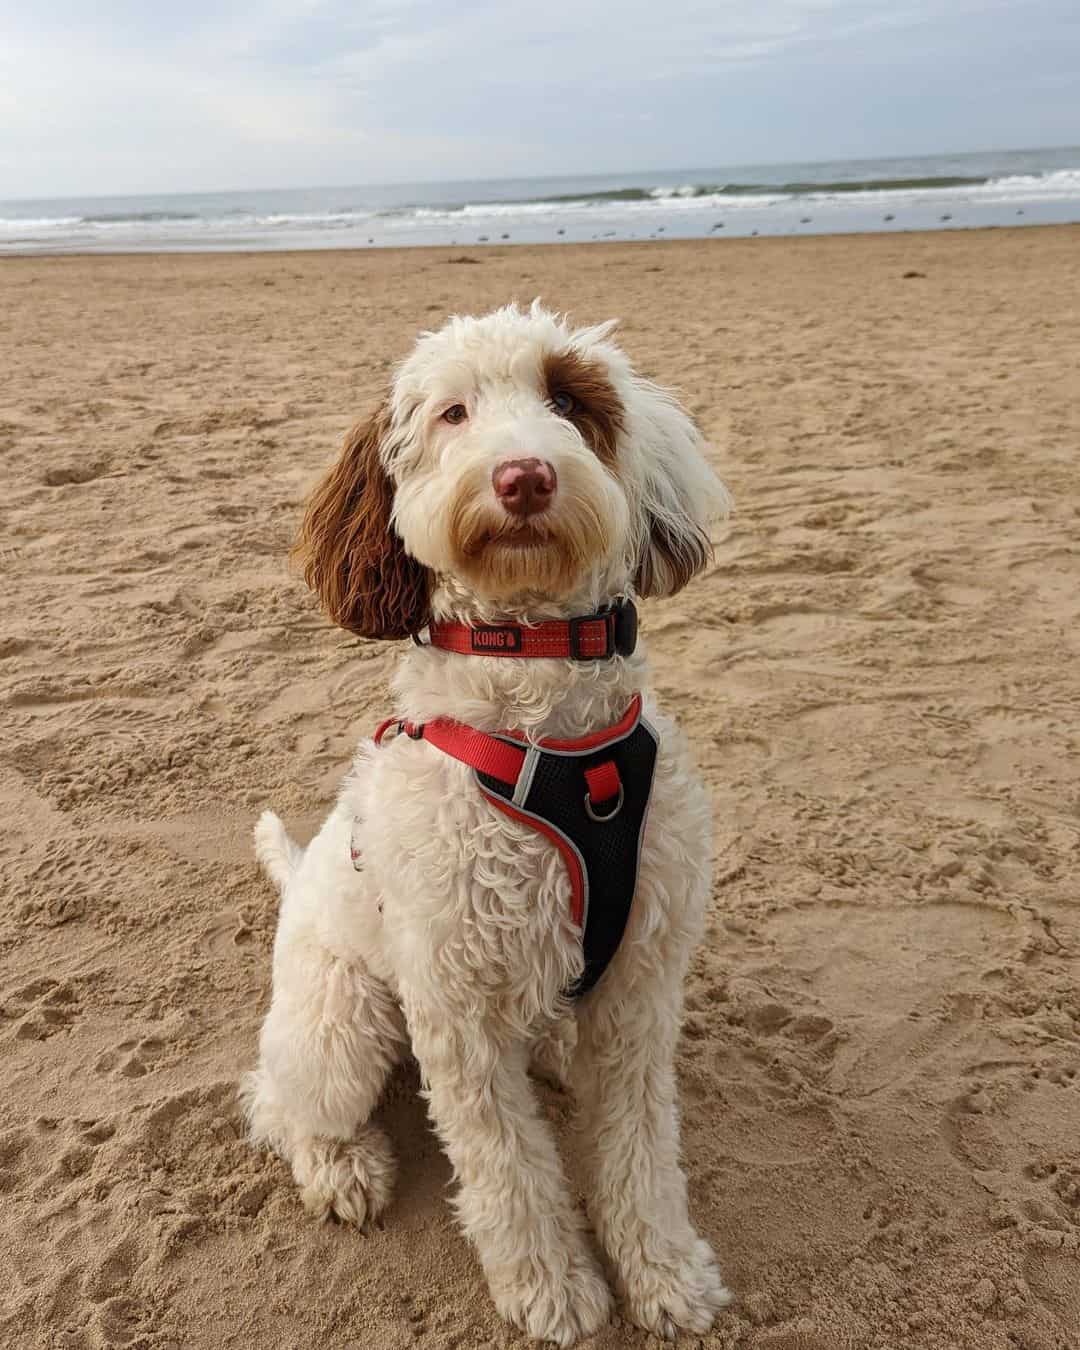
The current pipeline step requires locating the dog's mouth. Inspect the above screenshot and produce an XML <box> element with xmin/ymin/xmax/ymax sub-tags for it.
<box><xmin>447</xmin><ymin>468</ymin><xmax>614</xmax><ymax>599</ymax></box>
<box><xmin>465</xmin><ymin>520</ymin><xmax>557</xmax><ymax>557</ymax></box>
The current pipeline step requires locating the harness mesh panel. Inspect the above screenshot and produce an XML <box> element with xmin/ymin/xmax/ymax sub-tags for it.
<box><xmin>476</xmin><ymin>719</ymin><xmax>658</xmax><ymax>997</ymax></box>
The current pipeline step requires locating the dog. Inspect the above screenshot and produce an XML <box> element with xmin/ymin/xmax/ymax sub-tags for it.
<box><xmin>243</xmin><ymin>301</ymin><xmax>732</xmax><ymax>1345</ymax></box>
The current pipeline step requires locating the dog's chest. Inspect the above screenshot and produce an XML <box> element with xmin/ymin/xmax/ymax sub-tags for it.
<box><xmin>348</xmin><ymin>746</ymin><xmax>584</xmax><ymax>1006</ymax></box>
<box><xmin>344</xmin><ymin>702</ymin><xmax>710</xmax><ymax>1020</ymax></box>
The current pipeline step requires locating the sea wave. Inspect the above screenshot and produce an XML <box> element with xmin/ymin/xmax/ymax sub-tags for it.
<box><xmin>383</xmin><ymin>168</ymin><xmax>1080</xmax><ymax>222</ymax></box>
<box><xmin>981</xmin><ymin>168</ymin><xmax>1080</xmax><ymax>195</ymax></box>
<box><xmin>0</xmin><ymin>207</ymin><xmax>378</xmax><ymax>233</ymax></box>
<box><xmin>253</xmin><ymin>210</ymin><xmax>374</xmax><ymax>227</ymax></box>
<box><xmin>80</xmin><ymin>210</ymin><xmax>203</xmax><ymax>224</ymax></box>
<box><xmin>2</xmin><ymin>162</ymin><xmax>1078</xmax><ymax>248</ymax></box>
<box><xmin>474</xmin><ymin>175</ymin><xmax>995</xmax><ymax>207</ymax></box>
<box><xmin>500</xmin><ymin>168</ymin><xmax>1080</xmax><ymax>211</ymax></box>
<box><xmin>0</xmin><ymin>215</ymin><xmax>83</xmax><ymax>231</ymax></box>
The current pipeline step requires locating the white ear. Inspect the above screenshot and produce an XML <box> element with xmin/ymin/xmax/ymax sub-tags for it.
<box><xmin>571</xmin><ymin>317</ymin><xmax>620</xmax><ymax>347</ymax></box>
<box><xmin>629</xmin><ymin>379</ymin><xmax>731</xmax><ymax>599</ymax></box>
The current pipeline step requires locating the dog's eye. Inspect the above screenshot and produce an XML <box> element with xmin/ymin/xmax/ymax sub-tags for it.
<box><xmin>442</xmin><ymin>404</ymin><xmax>468</xmax><ymax>425</ymax></box>
<box><xmin>551</xmin><ymin>391</ymin><xmax>575</xmax><ymax>416</ymax></box>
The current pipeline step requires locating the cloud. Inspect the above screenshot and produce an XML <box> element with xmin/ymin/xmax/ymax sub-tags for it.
<box><xmin>0</xmin><ymin>0</ymin><xmax>1076</xmax><ymax>198</ymax></box>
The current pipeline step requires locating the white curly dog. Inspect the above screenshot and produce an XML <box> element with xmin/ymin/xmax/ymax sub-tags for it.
<box><xmin>244</xmin><ymin>302</ymin><xmax>732</xmax><ymax>1345</ymax></box>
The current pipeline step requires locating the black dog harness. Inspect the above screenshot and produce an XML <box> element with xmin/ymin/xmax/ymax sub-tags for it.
<box><xmin>360</xmin><ymin>602</ymin><xmax>658</xmax><ymax>997</ymax></box>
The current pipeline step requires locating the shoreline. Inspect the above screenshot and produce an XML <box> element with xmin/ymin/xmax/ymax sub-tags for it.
<box><xmin>1</xmin><ymin>218</ymin><xmax>1078</xmax><ymax>263</ymax></box>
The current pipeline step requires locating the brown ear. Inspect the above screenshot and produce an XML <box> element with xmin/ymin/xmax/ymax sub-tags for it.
<box><xmin>291</xmin><ymin>403</ymin><xmax>432</xmax><ymax>639</ymax></box>
<box><xmin>634</xmin><ymin>514</ymin><xmax>711</xmax><ymax>599</ymax></box>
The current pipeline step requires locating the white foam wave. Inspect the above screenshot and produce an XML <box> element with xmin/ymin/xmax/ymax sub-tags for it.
<box><xmin>980</xmin><ymin>169</ymin><xmax>1080</xmax><ymax>197</ymax></box>
<box><xmin>417</xmin><ymin>191</ymin><xmax>790</xmax><ymax>220</ymax></box>
<box><xmin>0</xmin><ymin>215</ymin><xmax>82</xmax><ymax>232</ymax></box>
<box><xmin>0</xmin><ymin>209</ymin><xmax>380</xmax><ymax>237</ymax></box>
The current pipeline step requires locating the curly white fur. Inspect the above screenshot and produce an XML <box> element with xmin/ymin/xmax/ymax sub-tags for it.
<box><xmin>243</xmin><ymin>303</ymin><xmax>733</xmax><ymax>1345</ymax></box>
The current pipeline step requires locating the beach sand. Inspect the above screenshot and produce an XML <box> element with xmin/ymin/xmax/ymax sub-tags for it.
<box><xmin>2</xmin><ymin>227</ymin><xmax>1079</xmax><ymax>1350</ymax></box>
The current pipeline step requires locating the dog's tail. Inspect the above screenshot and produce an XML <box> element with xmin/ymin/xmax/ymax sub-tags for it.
<box><xmin>253</xmin><ymin>810</ymin><xmax>301</xmax><ymax>894</ymax></box>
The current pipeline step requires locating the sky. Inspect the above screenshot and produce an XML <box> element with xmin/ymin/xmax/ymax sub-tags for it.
<box><xmin>1</xmin><ymin>0</ymin><xmax>1078</xmax><ymax>200</ymax></box>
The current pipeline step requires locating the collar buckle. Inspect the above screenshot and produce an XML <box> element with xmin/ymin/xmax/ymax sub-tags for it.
<box><xmin>612</xmin><ymin>599</ymin><xmax>638</xmax><ymax>657</ymax></box>
<box><xmin>568</xmin><ymin>613</ymin><xmax>605</xmax><ymax>661</ymax></box>
<box><xmin>567</xmin><ymin>600</ymin><xmax>637</xmax><ymax>660</ymax></box>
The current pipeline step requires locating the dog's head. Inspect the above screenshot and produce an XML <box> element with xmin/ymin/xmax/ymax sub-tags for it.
<box><xmin>294</xmin><ymin>302</ymin><xmax>730</xmax><ymax>638</ymax></box>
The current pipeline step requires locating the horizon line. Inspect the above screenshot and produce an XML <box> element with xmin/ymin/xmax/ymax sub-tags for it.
<box><xmin>4</xmin><ymin>142</ymin><xmax>1079</xmax><ymax>208</ymax></box>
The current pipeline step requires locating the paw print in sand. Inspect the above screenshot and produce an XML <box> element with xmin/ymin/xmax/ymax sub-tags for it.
<box><xmin>1</xmin><ymin>978</ymin><xmax>80</xmax><ymax>1042</ymax></box>
<box><xmin>94</xmin><ymin>1036</ymin><xmax>168</xmax><ymax>1079</ymax></box>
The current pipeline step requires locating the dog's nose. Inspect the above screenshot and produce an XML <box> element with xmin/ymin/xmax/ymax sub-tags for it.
<box><xmin>492</xmin><ymin>458</ymin><xmax>557</xmax><ymax>517</ymax></box>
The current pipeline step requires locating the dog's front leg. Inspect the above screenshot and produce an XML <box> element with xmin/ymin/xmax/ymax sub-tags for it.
<box><xmin>572</xmin><ymin>958</ymin><xmax>732</xmax><ymax>1339</ymax></box>
<box><xmin>402</xmin><ymin>994</ymin><xmax>611</xmax><ymax>1347</ymax></box>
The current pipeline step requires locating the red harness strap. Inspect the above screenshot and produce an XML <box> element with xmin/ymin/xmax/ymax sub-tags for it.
<box><xmin>416</xmin><ymin>719</ymin><xmax>526</xmax><ymax>785</ymax></box>
<box><xmin>584</xmin><ymin>760</ymin><xmax>620</xmax><ymax>804</ymax></box>
<box><xmin>380</xmin><ymin>695</ymin><xmax>642</xmax><ymax>779</ymax></box>
<box><xmin>374</xmin><ymin>716</ymin><xmax>526</xmax><ymax>784</ymax></box>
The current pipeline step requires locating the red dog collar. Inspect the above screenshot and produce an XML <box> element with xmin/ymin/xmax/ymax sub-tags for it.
<box><xmin>424</xmin><ymin>599</ymin><xmax>638</xmax><ymax>661</ymax></box>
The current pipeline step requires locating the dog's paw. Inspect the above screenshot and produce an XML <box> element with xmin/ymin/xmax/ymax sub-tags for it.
<box><xmin>492</xmin><ymin>1254</ymin><xmax>612</xmax><ymax>1347</ymax></box>
<box><xmin>291</xmin><ymin>1124</ymin><xmax>396</xmax><ymax>1230</ymax></box>
<box><xmin>620</xmin><ymin>1236</ymin><xmax>731</xmax><ymax>1339</ymax></box>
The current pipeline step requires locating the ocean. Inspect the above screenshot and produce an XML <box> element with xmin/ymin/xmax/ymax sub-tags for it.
<box><xmin>2</xmin><ymin>147</ymin><xmax>1079</xmax><ymax>255</ymax></box>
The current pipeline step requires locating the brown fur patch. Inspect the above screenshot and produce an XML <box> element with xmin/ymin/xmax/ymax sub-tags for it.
<box><xmin>290</xmin><ymin>403</ymin><xmax>432</xmax><ymax>639</ymax></box>
<box><xmin>541</xmin><ymin>349</ymin><xmax>625</xmax><ymax>464</ymax></box>
<box><xmin>634</xmin><ymin>517</ymin><xmax>712</xmax><ymax>598</ymax></box>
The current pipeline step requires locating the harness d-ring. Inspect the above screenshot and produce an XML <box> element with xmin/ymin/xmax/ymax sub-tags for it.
<box><xmin>584</xmin><ymin>783</ymin><xmax>624</xmax><ymax>822</ymax></box>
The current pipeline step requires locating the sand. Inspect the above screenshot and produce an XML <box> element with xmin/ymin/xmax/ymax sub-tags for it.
<box><xmin>2</xmin><ymin>227</ymin><xmax>1079</xmax><ymax>1350</ymax></box>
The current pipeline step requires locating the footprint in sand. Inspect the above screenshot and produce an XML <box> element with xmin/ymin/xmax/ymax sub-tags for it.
<box><xmin>0</xmin><ymin>1126</ymin><xmax>32</xmax><ymax>1192</ymax></box>
<box><xmin>23</xmin><ymin>1110</ymin><xmax>117</xmax><ymax>1205</ymax></box>
<box><xmin>2</xmin><ymin>978</ymin><xmax>80</xmax><ymax>1042</ymax></box>
<box><xmin>94</xmin><ymin>1036</ymin><xmax>168</xmax><ymax>1079</ymax></box>
<box><xmin>941</xmin><ymin>1058</ymin><xmax>1080</xmax><ymax>1242</ymax></box>
<box><xmin>96</xmin><ymin>1294</ymin><xmax>147</xmax><ymax>1347</ymax></box>
<box><xmin>41</xmin><ymin>461</ymin><xmax>110</xmax><ymax>487</ymax></box>
<box><xmin>5</xmin><ymin>1105</ymin><xmax>159</xmax><ymax>1342</ymax></box>
<box><xmin>82</xmin><ymin>1236</ymin><xmax>153</xmax><ymax>1348</ymax></box>
<box><xmin>83</xmin><ymin>1235</ymin><xmax>143</xmax><ymax>1304</ymax></box>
